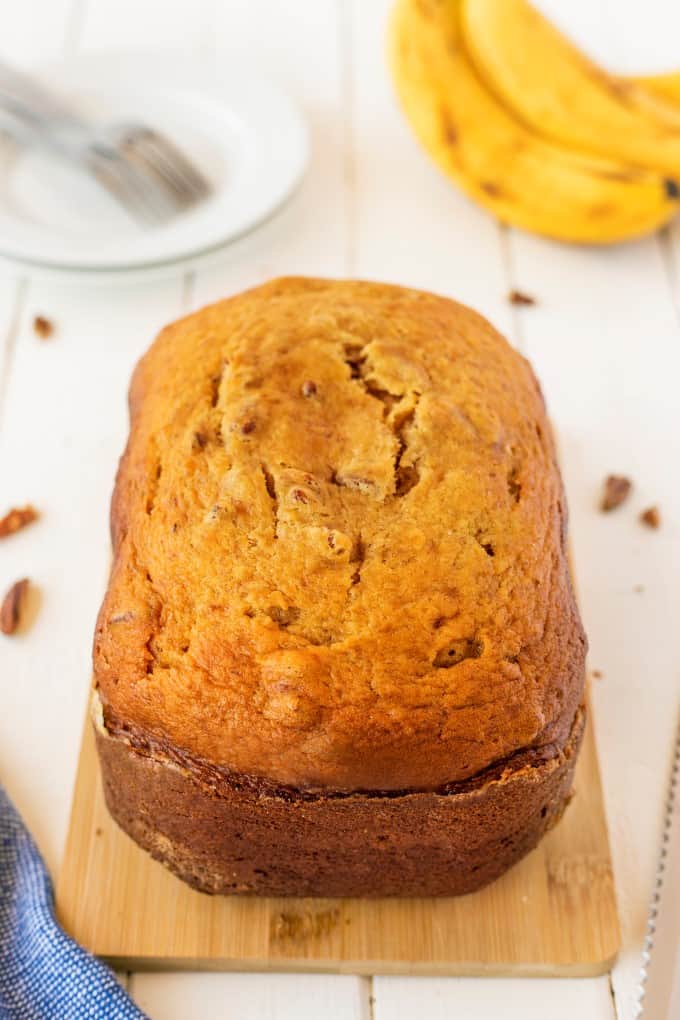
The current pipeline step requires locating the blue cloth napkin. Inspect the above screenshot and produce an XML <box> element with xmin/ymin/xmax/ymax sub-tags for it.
<box><xmin>0</xmin><ymin>784</ymin><xmax>147</xmax><ymax>1019</ymax></box>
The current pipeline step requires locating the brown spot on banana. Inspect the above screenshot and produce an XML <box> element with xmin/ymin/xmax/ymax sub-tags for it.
<box><xmin>440</xmin><ymin>107</ymin><xmax>458</xmax><ymax>145</ymax></box>
<box><xmin>588</xmin><ymin>202</ymin><xmax>616</xmax><ymax>219</ymax></box>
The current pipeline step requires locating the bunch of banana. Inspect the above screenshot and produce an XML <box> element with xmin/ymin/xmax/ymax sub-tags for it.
<box><xmin>388</xmin><ymin>0</ymin><xmax>680</xmax><ymax>244</ymax></box>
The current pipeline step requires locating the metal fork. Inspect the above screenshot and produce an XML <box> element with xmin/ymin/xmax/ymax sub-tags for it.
<box><xmin>0</xmin><ymin>59</ymin><xmax>211</xmax><ymax>225</ymax></box>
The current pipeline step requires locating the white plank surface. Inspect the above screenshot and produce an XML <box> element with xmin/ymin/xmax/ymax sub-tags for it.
<box><xmin>129</xmin><ymin>973</ymin><xmax>371</xmax><ymax>1020</ymax></box>
<box><xmin>191</xmin><ymin>0</ymin><xmax>349</xmax><ymax>305</ymax></box>
<box><xmin>0</xmin><ymin>274</ymin><xmax>186</xmax><ymax>870</ymax></box>
<box><xmin>0</xmin><ymin>0</ymin><xmax>78</xmax><ymax>65</ymax></box>
<box><xmin>374</xmin><ymin>977</ymin><xmax>615</xmax><ymax>1020</ymax></box>
<box><xmin>2</xmin><ymin>2</ymin><xmax>680</xmax><ymax>1019</ymax></box>
<box><xmin>0</xmin><ymin>279</ymin><xmax>24</xmax><ymax>414</ymax></box>
<box><xmin>350</xmin><ymin>0</ymin><xmax>513</xmax><ymax>337</ymax></box>
<box><xmin>506</xmin><ymin>230</ymin><xmax>680</xmax><ymax>1020</ymax></box>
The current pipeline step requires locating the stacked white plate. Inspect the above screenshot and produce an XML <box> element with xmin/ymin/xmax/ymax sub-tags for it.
<box><xmin>0</xmin><ymin>52</ymin><xmax>309</xmax><ymax>277</ymax></box>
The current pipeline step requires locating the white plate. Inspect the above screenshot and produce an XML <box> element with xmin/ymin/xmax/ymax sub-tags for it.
<box><xmin>0</xmin><ymin>52</ymin><xmax>309</xmax><ymax>274</ymax></box>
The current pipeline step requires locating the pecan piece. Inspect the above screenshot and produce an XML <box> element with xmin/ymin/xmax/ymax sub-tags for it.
<box><xmin>600</xmin><ymin>475</ymin><xmax>632</xmax><ymax>512</ymax></box>
<box><xmin>508</xmin><ymin>289</ymin><xmax>536</xmax><ymax>307</ymax></box>
<box><xmin>639</xmin><ymin>506</ymin><xmax>661</xmax><ymax>529</ymax></box>
<box><xmin>1</xmin><ymin>578</ymin><xmax>29</xmax><ymax>635</ymax></box>
<box><xmin>0</xmin><ymin>505</ymin><xmax>39</xmax><ymax>539</ymax></box>
<box><xmin>33</xmin><ymin>315</ymin><xmax>54</xmax><ymax>339</ymax></box>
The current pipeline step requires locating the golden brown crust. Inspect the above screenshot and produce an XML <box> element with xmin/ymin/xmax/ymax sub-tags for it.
<box><xmin>93</xmin><ymin>277</ymin><xmax>586</xmax><ymax>792</ymax></box>
<box><xmin>96</xmin><ymin>702</ymin><xmax>585</xmax><ymax>897</ymax></box>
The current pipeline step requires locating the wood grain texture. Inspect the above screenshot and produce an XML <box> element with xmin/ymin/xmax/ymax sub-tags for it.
<box><xmin>56</xmin><ymin>695</ymin><xmax>619</xmax><ymax>976</ymax></box>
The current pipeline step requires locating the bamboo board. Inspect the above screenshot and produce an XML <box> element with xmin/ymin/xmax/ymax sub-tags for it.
<box><xmin>56</xmin><ymin>699</ymin><xmax>619</xmax><ymax>975</ymax></box>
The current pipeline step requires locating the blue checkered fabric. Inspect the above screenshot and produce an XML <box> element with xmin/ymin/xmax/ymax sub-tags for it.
<box><xmin>0</xmin><ymin>784</ymin><xmax>147</xmax><ymax>1019</ymax></box>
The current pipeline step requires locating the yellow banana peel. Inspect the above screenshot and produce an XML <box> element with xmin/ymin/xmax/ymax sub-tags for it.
<box><xmin>459</xmin><ymin>0</ymin><xmax>680</xmax><ymax>173</ymax></box>
<box><xmin>634</xmin><ymin>72</ymin><xmax>680</xmax><ymax>108</ymax></box>
<box><xmin>389</xmin><ymin>0</ymin><xmax>678</xmax><ymax>244</ymax></box>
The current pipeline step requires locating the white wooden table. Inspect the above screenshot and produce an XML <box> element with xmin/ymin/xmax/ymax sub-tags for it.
<box><xmin>1</xmin><ymin>2</ymin><xmax>679</xmax><ymax>1018</ymax></box>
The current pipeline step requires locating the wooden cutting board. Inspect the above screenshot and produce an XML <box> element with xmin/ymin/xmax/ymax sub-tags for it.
<box><xmin>56</xmin><ymin>692</ymin><xmax>619</xmax><ymax>975</ymax></box>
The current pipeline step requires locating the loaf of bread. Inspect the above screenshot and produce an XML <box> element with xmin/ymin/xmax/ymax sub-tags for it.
<box><xmin>93</xmin><ymin>277</ymin><xmax>586</xmax><ymax>896</ymax></box>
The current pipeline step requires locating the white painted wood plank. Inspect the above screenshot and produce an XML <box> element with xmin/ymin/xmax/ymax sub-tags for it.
<box><xmin>506</xmin><ymin>229</ymin><xmax>680</xmax><ymax>1020</ymax></box>
<box><xmin>130</xmin><ymin>973</ymin><xmax>370</xmax><ymax>1020</ymax></box>
<box><xmin>0</xmin><ymin>278</ymin><xmax>22</xmax><ymax>402</ymax></box>
<box><xmin>0</xmin><ymin>0</ymin><xmax>79</xmax><ymax>65</ymax></box>
<box><xmin>187</xmin><ymin>0</ymin><xmax>348</xmax><ymax>308</ymax></box>
<box><xmin>0</xmin><ymin>273</ymin><xmax>185</xmax><ymax>873</ymax></box>
<box><xmin>374</xmin><ymin>976</ymin><xmax>615</xmax><ymax>1020</ymax></box>
<box><xmin>534</xmin><ymin>0</ymin><xmax>680</xmax><ymax>75</ymax></box>
<box><xmin>78</xmin><ymin>0</ymin><xmax>216</xmax><ymax>53</ymax></box>
<box><xmin>349</xmin><ymin>0</ymin><xmax>513</xmax><ymax>339</ymax></box>
<box><xmin>663</xmin><ymin>219</ymin><xmax>680</xmax><ymax>323</ymax></box>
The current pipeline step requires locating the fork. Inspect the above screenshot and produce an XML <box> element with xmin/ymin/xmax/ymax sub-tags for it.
<box><xmin>0</xmin><ymin>59</ymin><xmax>211</xmax><ymax>226</ymax></box>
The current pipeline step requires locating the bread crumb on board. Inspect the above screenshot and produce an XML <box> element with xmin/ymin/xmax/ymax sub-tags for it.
<box><xmin>600</xmin><ymin>474</ymin><xmax>632</xmax><ymax>512</ymax></box>
<box><xmin>0</xmin><ymin>505</ymin><xmax>39</xmax><ymax>539</ymax></box>
<box><xmin>639</xmin><ymin>506</ymin><xmax>661</xmax><ymax>529</ymax></box>
<box><xmin>591</xmin><ymin>669</ymin><xmax>604</xmax><ymax>680</ymax></box>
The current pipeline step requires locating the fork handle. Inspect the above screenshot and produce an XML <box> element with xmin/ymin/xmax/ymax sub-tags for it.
<box><xmin>0</xmin><ymin>60</ymin><xmax>80</xmax><ymax>121</ymax></box>
<box><xmin>0</xmin><ymin>59</ymin><xmax>95</xmax><ymax>157</ymax></box>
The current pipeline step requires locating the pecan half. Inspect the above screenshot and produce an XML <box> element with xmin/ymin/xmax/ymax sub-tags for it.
<box><xmin>1</xmin><ymin>578</ymin><xmax>29</xmax><ymax>635</ymax></box>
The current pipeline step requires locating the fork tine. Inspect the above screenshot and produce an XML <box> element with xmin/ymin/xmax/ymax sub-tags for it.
<box><xmin>89</xmin><ymin>148</ymin><xmax>176</xmax><ymax>226</ymax></box>
<box><xmin>140</xmin><ymin>130</ymin><xmax>210</xmax><ymax>198</ymax></box>
<box><xmin>120</xmin><ymin>152</ymin><xmax>181</xmax><ymax>219</ymax></box>
<box><xmin>122</xmin><ymin>138</ymin><xmax>193</xmax><ymax>209</ymax></box>
<box><xmin>120</xmin><ymin>127</ymin><xmax>210</xmax><ymax>207</ymax></box>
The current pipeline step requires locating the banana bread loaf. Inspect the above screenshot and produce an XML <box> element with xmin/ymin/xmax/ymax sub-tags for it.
<box><xmin>93</xmin><ymin>277</ymin><xmax>586</xmax><ymax>896</ymax></box>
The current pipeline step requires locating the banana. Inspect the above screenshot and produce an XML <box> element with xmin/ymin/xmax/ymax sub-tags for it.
<box><xmin>634</xmin><ymin>72</ymin><xmax>680</xmax><ymax>109</ymax></box>
<box><xmin>388</xmin><ymin>0</ymin><xmax>678</xmax><ymax>244</ymax></box>
<box><xmin>459</xmin><ymin>0</ymin><xmax>680</xmax><ymax>172</ymax></box>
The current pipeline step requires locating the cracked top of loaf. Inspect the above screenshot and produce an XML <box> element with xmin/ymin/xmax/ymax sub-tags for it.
<box><xmin>94</xmin><ymin>277</ymin><xmax>586</xmax><ymax>792</ymax></box>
